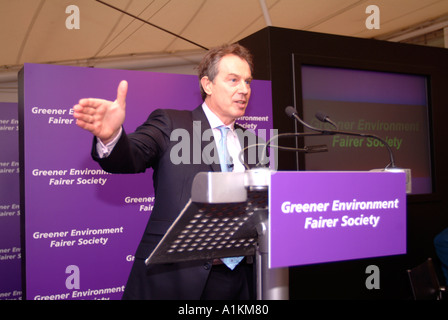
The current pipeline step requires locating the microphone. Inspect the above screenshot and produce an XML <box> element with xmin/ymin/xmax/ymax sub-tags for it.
<box><xmin>315</xmin><ymin>111</ymin><xmax>338</xmax><ymax>130</ymax></box>
<box><xmin>285</xmin><ymin>106</ymin><xmax>397</xmax><ymax>168</ymax></box>
<box><xmin>285</xmin><ymin>106</ymin><xmax>334</xmax><ymax>134</ymax></box>
<box><xmin>228</xmin><ymin>156</ymin><xmax>234</xmax><ymax>171</ymax></box>
<box><xmin>284</xmin><ymin>106</ymin><xmax>297</xmax><ymax>118</ymax></box>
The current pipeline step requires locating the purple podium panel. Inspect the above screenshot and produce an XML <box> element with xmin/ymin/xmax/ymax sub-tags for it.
<box><xmin>269</xmin><ymin>171</ymin><xmax>406</xmax><ymax>268</ymax></box>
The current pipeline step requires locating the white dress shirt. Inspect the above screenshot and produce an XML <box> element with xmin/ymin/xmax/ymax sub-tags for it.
<box><xmin>201</xmin><ymin>103</ymin><xmax>245</xmax><ymax>173</ymax></box>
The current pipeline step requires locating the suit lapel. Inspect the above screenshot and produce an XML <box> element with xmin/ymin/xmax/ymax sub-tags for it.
<box><xmin>191</xmin><ymin>106</ymin><xmax>266</xmax><ymax>171</ymax></box>
<box><xmin>192</xmin><ymin>106</ymin><xmax>221</xmax><ymax>172</ymax></box>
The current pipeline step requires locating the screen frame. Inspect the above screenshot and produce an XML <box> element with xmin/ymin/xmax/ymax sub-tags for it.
<box><xmin>291</xmin><ymin>53</ymin><xmax>436</xmax><ymax>201</ymax></box>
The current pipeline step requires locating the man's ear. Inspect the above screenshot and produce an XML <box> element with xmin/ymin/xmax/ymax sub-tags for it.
<box><xmin>200</xmin><ymin>76</ymin><xmax>213</xmax><ymax>96</ymax></box>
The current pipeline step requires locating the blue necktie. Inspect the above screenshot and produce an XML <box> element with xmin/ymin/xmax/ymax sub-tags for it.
<box><xmin>217</xmin><ymin>126</ymin><xmax>244</xmax><ymax>270</ymax></box>
<box><xmin>217</xmin><ymin>126</ymin><xmax>232</xmax><ymax>172</ymax></box>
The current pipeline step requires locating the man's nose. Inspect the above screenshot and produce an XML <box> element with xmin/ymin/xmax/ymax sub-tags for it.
<box><xmin>238</xmin><ymin>80</ymin><xmax>250</xmax><ymax>94</ymax></box>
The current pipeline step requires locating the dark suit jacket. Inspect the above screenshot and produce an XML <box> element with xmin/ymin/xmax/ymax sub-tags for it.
<box><xmin>92</xmin><ymin>105</ymin><xmax>263</xmax><ymax>299</ymax></box>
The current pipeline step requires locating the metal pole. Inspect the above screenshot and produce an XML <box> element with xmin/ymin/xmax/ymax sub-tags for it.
<box><xmin>256</xmin><ymin>220</ymin><xmax>289</xmax><ymax>300</ymax></box>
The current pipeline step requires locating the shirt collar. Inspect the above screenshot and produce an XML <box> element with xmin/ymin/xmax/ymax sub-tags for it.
<box><xmin>202</xmin><ymin>102</ymin><xmax>235</xmax><ymax>131</ymax></box>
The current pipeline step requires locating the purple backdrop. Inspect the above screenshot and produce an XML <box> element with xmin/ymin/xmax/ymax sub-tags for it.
<box><xmin>20</xmin><ymin>63</ymin><xmax>272</xmax><ymax>300</ymax></box>
<box><xmin>0</xmin><ymin>102</ymin><xmax>21</xmax><ymax>300</ymax></box>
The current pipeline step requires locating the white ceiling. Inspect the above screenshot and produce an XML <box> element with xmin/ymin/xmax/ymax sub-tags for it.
<box><xmin>1</xmin><ymin>0</ymin><xmax>448</xmax><ymax>101</ymax></box>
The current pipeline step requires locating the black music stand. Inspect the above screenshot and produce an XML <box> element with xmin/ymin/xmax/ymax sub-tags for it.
<box><xmin>145</xmin><ymin>169</ymin><xmax>289</xmax><ymax>300</ymax></box>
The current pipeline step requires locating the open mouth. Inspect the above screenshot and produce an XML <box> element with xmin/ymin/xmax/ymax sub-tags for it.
<box><xmin>234</xmin><ymin>100</ymin><xmax>247</xmax><ymax>107</ymax></box>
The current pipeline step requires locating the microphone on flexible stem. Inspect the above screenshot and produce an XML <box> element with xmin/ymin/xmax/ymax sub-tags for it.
<box><xmin>285</xmin><ymin>106</ymin><xmax>334</xmax><ymax>134</ymax></box>
<box><xmin>242</xmin><ymin>108</ymin><xmax>330</xmax><ymax>169</ymax></box>
<box><xmin>285</xmin><ymin>106</ymin><xmax>397</xmax><ymax>169</ymax></box>
<box><xmin>315</xmin><ymin>111</ymin><xmax>338</xmax><ymax>130</ymax></box>
<box><xmin>228</xmin><ymin>156</ymin><xmax>234</xmax><ymax>171</ymax></box>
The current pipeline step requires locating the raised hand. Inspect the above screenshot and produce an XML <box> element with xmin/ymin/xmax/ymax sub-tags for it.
<box><xmin>72</xmin><ymin>80</ymin><xmax>128</xmax><ymax>144</ymax></box>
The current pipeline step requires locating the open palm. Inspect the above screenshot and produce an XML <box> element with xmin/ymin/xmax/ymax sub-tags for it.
<box><xmin>73</xmin><ymin>80</ymin><xmax>127</xmax><ymax>144</ymax></box>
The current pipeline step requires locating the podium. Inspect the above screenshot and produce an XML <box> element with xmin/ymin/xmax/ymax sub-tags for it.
<box><xmin>145</xmin><ymin>168</ymin><xmax>289</xmax><ymax>300</ymax></box>
<box><xmin>145</xmin><ymin>168</ymin><xmax>407</xmax><ymax>300</ymax></box>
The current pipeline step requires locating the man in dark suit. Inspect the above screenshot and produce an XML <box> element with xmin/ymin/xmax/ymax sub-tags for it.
<box><xmin>72</xmin><ymin>43</ymin><xmax>264</xmax><ymax>300</ymax></box>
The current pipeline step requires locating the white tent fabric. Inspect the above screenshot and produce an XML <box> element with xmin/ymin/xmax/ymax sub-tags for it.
<box><xmin>1</xmin><ymin>0</ymin><xmax>447</xmax><ymax>101</ymax></box>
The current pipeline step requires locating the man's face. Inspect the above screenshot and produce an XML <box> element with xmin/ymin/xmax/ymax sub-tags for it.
<box><xmin>202</xmin><ymin>54</ymin><xmax>252</xmax><ymax>125</ymax></box>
